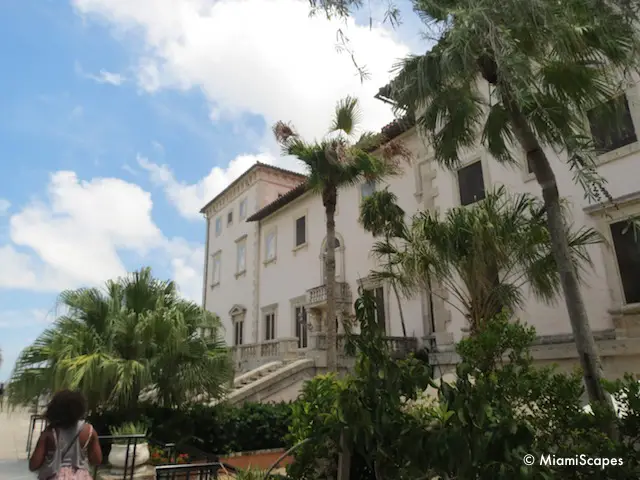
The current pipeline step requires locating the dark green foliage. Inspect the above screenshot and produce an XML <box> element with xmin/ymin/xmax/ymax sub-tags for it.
<box><xmin>402</xmin><ymin>315</ymin><xmax>640</xmax><ymax>479</ymax></box>
<box><xmin>287</xmin><ymin>289</ymin><xmax>431</xmax><ymax>479</ymax></box>
<box><xmin>89</xmin><ymin>401</ymin><xmax>293</xmax><ymax>455</ymax></box>
<box><xmin>287</xmin><ymin>296</ymin><xmax>640</xmax><ymax>479</ymax></box>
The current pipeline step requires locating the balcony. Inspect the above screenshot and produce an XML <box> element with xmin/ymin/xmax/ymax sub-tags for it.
<box><xmin>306</xmin><ymin>282</ymin><xmax>351</xmax><ymax>308</ymax></box>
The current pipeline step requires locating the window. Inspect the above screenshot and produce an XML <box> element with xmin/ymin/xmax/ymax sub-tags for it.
<box><xmin>234</xmin><ymin>319</ymin><xmax>244</xmax><ymax>346</ymax></box>
<box><xmin>294</xmin><ymin>306</ymin><xmax>308</xmax><ymax>348</ymax></box>
<box><xmin>365</xmin><ymin>286</ymin><xmax>386</xmax><ymax>332</ymax></box>
<box><xmin>265</xmin><ymin>231</ymin><xmax>276</xmax><ymax>261</ymax></box>
<box><xmin>239</xmin><ymin>198</ymin><xmax>248</xmax><ymax>220</ymax></box>
<box><xmin>526</xmin><ymin>156</ymin><xmax>534</xmax><ymax>174</ymax></box>
<box><xmin>236</xmin><ymin>238</ymin><xmax>246</xmax><ymax>274</ymax></box>
<box><xmin>610</xmin><ymin>220</ymin><xmax>640</xmax><ymax>304</ymax></box>
<box><xmin>588</xmin><ymin>95</ymin><xmax>637</xmax><ymax>154</ymax></box>
<box><xmin>215</xmin><ymin>217</ymin><xmax>222</xmax><ymax>237</ymax></box>
<box><xmin>211</xmin><ymin>253</ymin><xmax>221</xmax><ymax>285</ymax></box>
<box><xmin>360</xmin><ymin>180</ymin><xmax>376</xmax><ymax>199</ymax></box>
<box><xmin>265</xmin><ymin>312</ymin><xmax>276</xmax><ymax>341</ymax></box>
<box><xmin>457</xmin><ymin>161</ymin><xmax>485</xmax><ymax>206</ymax></box>
<box><xmin>227</xmin><ymin>210</ymin><xmax>233</xmax><ymax>226</ymax></box>
<box><xmin>295</xmin><ymin>215</ymin><xmax>306</xmax><ymax>247</ymax></box>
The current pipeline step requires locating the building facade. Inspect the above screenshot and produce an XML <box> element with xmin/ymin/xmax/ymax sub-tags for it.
<box><xmin>202</xmin><ymin>78</ymin><xmax>640</xmax><ymax>395</ymax></box>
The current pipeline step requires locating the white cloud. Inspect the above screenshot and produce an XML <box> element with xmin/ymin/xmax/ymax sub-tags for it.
<box><xmin>137</xmin><ymin>151</ymin><xmax>303</xmax><ymax>220</ymax></box>
<box><xmin>165</xmin><ymin>237</ymin><xmax>205</xmax><ymax>302</ymax></box>
<box><xmin>0</xmin><ymin>199</ymin><xmax>10</xmax><ymax>216</ymax></box>
<box><xmin>0</xmin><ymin>172</ymin><xmax>209</xmax><ymax>297</ymax></box>
<box><xmin>71</xmin><ymin>0</ymin><xmax>409</xmax><ymax>139</ymax></box>
<box><xmin>9</xmin><ymin>172</ymin><xmax>163</xmax><ymax>288</ymax></box>
<box><xmin>75</xmin><ymin>61</ymin><xmax>126</xmax><ymax>85</ymax></box>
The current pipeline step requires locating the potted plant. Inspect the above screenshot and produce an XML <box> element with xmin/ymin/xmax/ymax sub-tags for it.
<box><xmin>109</xmin><ymin>421</ymin><xmax>150</xmax><ymax>470</ymax></box>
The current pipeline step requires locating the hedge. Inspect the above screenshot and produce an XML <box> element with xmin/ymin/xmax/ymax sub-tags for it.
<box><xmin>89</xmin><ymin>401</ymin><xmax>293</xmax><ymax>455</ymax></box>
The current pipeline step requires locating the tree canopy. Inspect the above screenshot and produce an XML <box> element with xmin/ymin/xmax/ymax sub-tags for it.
<box><xmin>7</xmin><ymin>267</ymin><xmax>232</xmax><ymax>411</ymax></box>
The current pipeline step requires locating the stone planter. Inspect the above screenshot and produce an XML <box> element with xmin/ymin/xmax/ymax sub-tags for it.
<box><xmin>109</xmin><ymin>442</ymin><xmax>150</xmax><ymax>471</ymax></box>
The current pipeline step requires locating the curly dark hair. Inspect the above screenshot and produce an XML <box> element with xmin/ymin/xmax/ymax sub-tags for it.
<box><xmin>44</xmin><ymin>390</ymin><xmax>87</xmax><ymax>429</ymax></box>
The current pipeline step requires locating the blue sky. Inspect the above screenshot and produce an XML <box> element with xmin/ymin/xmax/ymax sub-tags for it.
<box><xmin>0</xmin><ymin>0</ymin><xmax>424</xmax><ymax>381</ymax></box>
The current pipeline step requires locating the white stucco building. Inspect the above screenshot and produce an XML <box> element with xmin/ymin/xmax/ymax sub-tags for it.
<box><xmin>201</xmin><ymin>81</ymin><xmax>640</xmax><ymax>403</ymax></box>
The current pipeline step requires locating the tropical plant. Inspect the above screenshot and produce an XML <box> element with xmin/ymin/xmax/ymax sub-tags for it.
<box><xmin>307</xmin><ymin>0</ymin><xmax>640</xmax><ymax>420</ymax></box>
<box><xmin>273</xmin><ymin>96</ymin><xmax>409</xmax><ymax>371</ymax></box>
<box><xmin>359</xmin><ymin>187</ymin><xmax>408</xmax><ymax>337</ymax></box>
<box><xmin>391</xmin><ymin>0</ymin><xmax>640</xmax><ymax>413</ymax></box>
<box><xmin>7</xmin><ymin>267</ymin><xmax>233</xmax><ymax>411</ymax></box>
<box><xmin>110</xmin><ymin>421</ymin><xmax>148</xmax><ymax>444</ymax></box>
<box><xmin>233</xmin><ymin>467</ymin><xmax>271</xmax><ymax>480</ymax></box>
<box><xmin>287</xmin><ymin>289</ymin><xmax>431</xmax><ymax>480</ymax></box>
<box><xmin>374</xmin><ymin>186</ymin><xmax>602</xmax><ymax>332</ymax></box>
<box><xmin>290</xmin><ymin>307</ymin><xmax>640</xmax><ymax>479</ymax></box>
<box><xmin>89</xmin><ymin>401</ymin><xmax>293</xmax><ymax>455</ymax></box>
<box><xmin>402</xmin><ymin>314</ymin><xmax>640</xmax><ymax>479</ymax></box>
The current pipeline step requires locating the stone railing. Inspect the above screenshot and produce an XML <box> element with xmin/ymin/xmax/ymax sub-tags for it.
<box><xmin>231</xmin><ymin>337</ymin><xmax>299</xmax><ymax>372</ymax></box>
<box><xmin>231</xmin><ymin>334</ymin><xmax>420</xmax><ymax>373</ymax></box>
<box><xmin>310</xmin><ymin>333</ymin><xmax>418</xmax><ymax>356</ymax></box>
<box><xmin>306</xmin><ymin>282</ymin><xmax>351</xmax><ymax>307</ymax></box>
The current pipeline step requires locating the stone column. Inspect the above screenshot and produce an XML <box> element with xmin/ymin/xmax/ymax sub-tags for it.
<box><xmin>308</xmin><ymin>307</ymin><xmax>322</xmax><ymax>333</ymax></box>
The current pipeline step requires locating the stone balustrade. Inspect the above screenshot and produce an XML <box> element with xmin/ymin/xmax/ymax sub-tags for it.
<box><xmin>231</xmin><ymin>337</ymin><xmax>300</xmax><ymax>372</ymax></box>
<box><xmin>306</xmin><ymin>282</ymin><xmax>351</xmax><ymax>307</ymax></box>
<box><xmin>231</xmin><ymin>333</ymin><xmax>419</xmax><ymax>373</ymax></box>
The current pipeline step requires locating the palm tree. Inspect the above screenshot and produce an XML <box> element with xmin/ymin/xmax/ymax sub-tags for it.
<box><xmin>273</xmin><ymin>96</ymin><xmax>408</xmax><ymax>371</ymax></box>
<box><xmin>373</xmin><ymin>187</ymin><xmax>602</xmax><ymax>333</ymax></box>
<box><xmin>374</xmin><ymin>0</ymin><xmax>640</xmax><ymax>409</ymax></box>
<box><xmin>7</xmin><ymin>267</ymin><xmax>232</xmax><ymax>411</ymax></box>
<box><xmin>359</xmin><ymin>187</ymin><xmax>408</xmax><ymax>337</ymax></box>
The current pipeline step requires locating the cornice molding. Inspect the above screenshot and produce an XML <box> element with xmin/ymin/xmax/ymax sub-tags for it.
<box><xmin>584</xmin><ymin>190</ymin><xmax>640</xmax><ymax>215</ymax></box>
<box><xmin>203</xmin><ymin>166</ymin><xmax>303</xmax><ymax>218</ymax></box>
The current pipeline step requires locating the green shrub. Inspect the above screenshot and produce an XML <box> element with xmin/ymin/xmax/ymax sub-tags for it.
<box><xmin>287</xmin><ymin>297</ymin><xmax>640</xmax><ymax>479</ymax></box>
<box><xmin>89</xmin><ymin>401</ymin><xmax>293</xmax><ymax>454</ymax></box>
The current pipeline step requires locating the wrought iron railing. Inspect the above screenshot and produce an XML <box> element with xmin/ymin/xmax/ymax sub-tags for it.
<box><xmin>26</xmin><ymin>414</ymin><xmax>47</xmax><ymax>457</ymax></box>
<box><xmin>155</xmin><ymin>461</ymin><xmax>230</xmax><ymax>479</ymax></box>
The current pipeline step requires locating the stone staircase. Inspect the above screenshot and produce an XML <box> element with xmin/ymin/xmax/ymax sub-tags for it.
<box><xmin>219</xmin><ymin>358</ymin><xmax>316</xmax><ymax>405</ymax></box>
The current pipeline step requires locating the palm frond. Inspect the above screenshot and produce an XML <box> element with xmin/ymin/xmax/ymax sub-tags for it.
<box><xmin>330</xmin><ymin>96</ymin><xmax>362</xmax><ymax>136</ymax></box>
<box><xmin>379</xmin><ymin>187</ymin><xmax>601</xmax><ymax>329</ymax></box>
<box><xmin>6</xmin><ymin>267</ymin><xmax>232</xmax><ymax>411</ymax></box>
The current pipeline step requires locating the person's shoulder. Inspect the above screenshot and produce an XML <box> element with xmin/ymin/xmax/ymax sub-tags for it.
<box><xmin>82</xmin><ymin>422</ymin><xmax>96</xmax><ymax>435</ymax></box>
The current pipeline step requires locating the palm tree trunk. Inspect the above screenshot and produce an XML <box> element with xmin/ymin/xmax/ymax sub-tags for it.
<box><xmin>323</xmin><ymin>186</ymin><xmax>338</xmax><ymax>372</ymax></box>
<box><xmin>501</xmin><ymin>92</ymin><xmax>609</xmax><ymax>407</ymax></box>
<box><xmin>387</xmin><ymin>241</ymin><xmax>407</xmax><ymax>337</ymax></box>
<box><xmin>391</xmin><ymin>280</ymin><xmax>407</xmax><ymax>337</ymax></box>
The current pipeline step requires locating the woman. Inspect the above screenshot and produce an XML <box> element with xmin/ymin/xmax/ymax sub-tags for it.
<box><xmin>29</xmin><ymin>389</ymin><xmax>102</xmax><ymax>479</ymax></box>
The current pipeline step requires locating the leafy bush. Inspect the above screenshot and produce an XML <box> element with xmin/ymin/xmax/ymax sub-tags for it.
<box><xmin>90</xmin><ymin>401</ymin><xmax>293</xmax><ymax>454</ymax></box>
<box><xmin>403</xmin><ymin>315</ymin><xmax>635</xmax><ymax>479</ymax></box>
<box><xmin>287</xmin><ymin>298</ymin><xmax>640</xmax><ymax>479</ymax></box>
<box><xmin>287</xmin><ymin>290</ymin><xmax>431</xmax><ymax>479</ymax></box>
